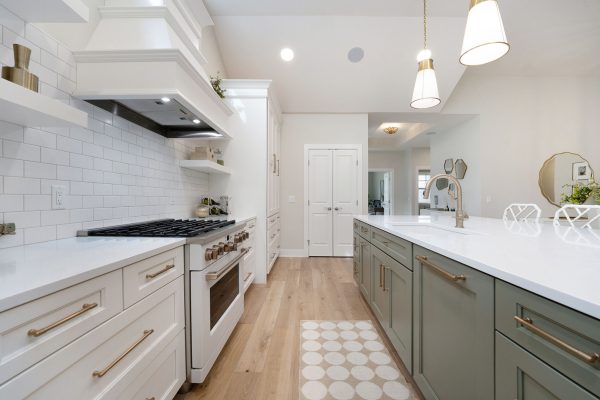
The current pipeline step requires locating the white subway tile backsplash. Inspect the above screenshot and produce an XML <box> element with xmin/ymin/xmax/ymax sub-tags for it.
<box><xmin>3</xmin><ymin>140</ymin><xmax>40</xmax><ymax>161</ymax></box>
<box><xmin>24</xmin><ymin>194</ymin><xmax>50</xmax><ymax>210</ymax></box>
<box><xmin>41</xmin><ymin>148</ymin><xmax>69</xmax><ymax>165</ymax></box>
<box><xmin>0</xmin><ymin>194</ymin><xmax>23</xmax><ymax>212</ymax></box>
<box><xmin>4</xmin><ymin>177</ymin><xmax>40</xmax><ymax>194</ymax></box>
<box><xmin>24</xmin><ymin>128</ymin><xmax>56</xmax><ymax>149</ymax></box>
<box><xmin>24</xmin><ymin>225</ymin><xmax>56</xmax><ymax>244</ymax></box>
<box><xmin>24</xmin><ymin>161</ymin><xmax>56</xmax><ymax>179</ymax></box>
<box><xmin>0</xmin><ymin>12</ymin><xmax>209</xmax><ymax>247</ymax></box>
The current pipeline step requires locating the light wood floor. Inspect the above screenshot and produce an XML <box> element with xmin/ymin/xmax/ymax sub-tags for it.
<box><xmin>177</xmin><ymin>257</ymin><xmax>421</xmax><ymax>400</ymax></box>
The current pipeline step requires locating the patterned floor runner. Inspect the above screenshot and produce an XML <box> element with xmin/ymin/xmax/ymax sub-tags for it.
<box><xmin>299</xmin><ymin>320</ymin><xmax>416</xmax><ymax>400</ymax></box>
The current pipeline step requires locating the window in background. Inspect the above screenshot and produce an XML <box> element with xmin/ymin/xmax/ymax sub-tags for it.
<box><xmin>418</xmin><ymin>169</ymin><xmax>431</xmax><ymax>203</ymax></box>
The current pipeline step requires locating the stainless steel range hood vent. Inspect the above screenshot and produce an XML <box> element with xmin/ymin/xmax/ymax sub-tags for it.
<box><xmin>87</xmin><ymin>98</ymin><xmax>223</xmax><ymax>139</ymax></box>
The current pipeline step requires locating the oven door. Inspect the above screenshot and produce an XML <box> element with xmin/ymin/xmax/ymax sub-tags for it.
<box><xmin>189</xmin><ymin>249</ymin><xmax>247</xmax><ymax>382</ymax></box>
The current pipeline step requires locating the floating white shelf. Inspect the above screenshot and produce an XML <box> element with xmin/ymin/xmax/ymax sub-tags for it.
<box><xmin>179</xmin><ymin>160</ymin><xmax>232</xmax><ymax>175</ymax></box>
<box><xmin>0</xmin><ymin>79</ymin><xmax>88</xmax><ymax>128</ymax></box>
<box><xmin>0</xmin><ymin>0</ymin><xmax>89</xmax><ymax>22</ymax></box>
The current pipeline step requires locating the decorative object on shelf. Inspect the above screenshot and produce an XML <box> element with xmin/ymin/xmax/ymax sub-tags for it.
<box><xmin>200</xmin><ymin>196</ymin><xmax>229</xmax><ymax>216</ymax></box>
<box><xmin>502</xmin><ymin>203</ymin><xmax>542</xmax><ymax>222</ymax></box>
<box><xmin>455</xmin><ymin>159</ymin><xmax>468</xmax><ymax>179</ymax></box>
<box><xmin>538</xmin><ymin>152</ymin><xmax>596</xmax><ymax>206</ymax></box>
<box><xmin>190</xmin><ymin>146</ymin><xmax>216</xmax><ymax>162</ymax></box>
<box><xmin>210</xmin><ymin>72</ymin><xmax>226</xmax><ymax>99</ymax></box>
<box><xmin>411</xmin><ymin>0</ymin><xmax>440</xmax><ymax>109</ymax></box>
<box><xmin>443</xmin><ymin>158</ymin><xmax>454</xmax><ymax>174</ymax></box>
<box><xmin>1</xmin><ymin>44</ymin><xmax>39</xmax><ymax>92</ymax></box>
<box><xmin>195</xmin><ymin>204</ymin><xmax>210</xmax><ymax>218</ymax></box>
<box><xmin>460</xmin><ymin>0</ymin><xmax>510</xmax><ymax>66</ymax></box>
<box><xmin>213</xmin><ymin>148</ymin><xmax>224</xmax><ymax>166</ymax></box>
<box><xmin>383</xmin><ymin>126</ymin><xmax>399</xmax><ymax>135</ymax></box>
<box><xmin>553</xmin><ymin>204</ymin><xmax>600</xmax><ymax>229</ymax></box>
<box><xmin>572</xmin><ymin>161</ymin><xmax>592</xmax><ymax>181</ymax></box>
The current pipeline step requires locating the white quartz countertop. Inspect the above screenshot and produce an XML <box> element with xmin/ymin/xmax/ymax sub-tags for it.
<box><xmin>355</xmin><ymin>215</ymin><xmax>600</xmax><ymax>320</ymax></box>
<box><xmin>0</xmin><ymin>237</ymin><xmax>185</xmax><ymax>312</ymax></box>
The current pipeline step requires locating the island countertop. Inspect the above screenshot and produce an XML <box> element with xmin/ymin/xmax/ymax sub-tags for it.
<box><xmin>0</xmin><ymin>237</ymin><xmax>186</xmax><ymax>312</ymax></box>
<box><xmin>354</xmin><ymin>214</ymin><xmax>600</xmax><ymax>320</ymax></box>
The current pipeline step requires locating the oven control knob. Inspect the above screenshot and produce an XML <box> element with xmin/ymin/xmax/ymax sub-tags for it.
<box><xmin>234</xmin><ymin>234</ymin><xmax>241</xmax><ymax>244</ymax></box>
<box><xmin>218</xmin><ymin>242</ymin><xmax>226</xmax><ymax>254</ymax></box>
<box><xmin>245</xmin><ymin>231</ymin><xmax>250</xmax><ymax>240</ymax></box>
<box><xmin>225</xmin><ymin>241</ymin><xmax>235</xmax><ymax>252</ymax></box>
<box><xmin>205</xmin><ymin>248</ymin><xmax>213</xmax><ymax>261</ymax></box>
<box><xmin>212</xmin><ymin>245</ymin><xmax>221</xmax><ymax>256</ymax></box>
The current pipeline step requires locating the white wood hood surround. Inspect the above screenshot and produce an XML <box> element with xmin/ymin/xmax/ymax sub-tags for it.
<box><xmin>355</xmin><ymin>215</ymin><xmax>600</xmax><ymax>320</ymax></box>
<box><xmin>0</xmin><ymin>237</ymin><xmax>185</xmax><ymax>312</ymax></box>
<box><xmin>71</xmin><ymin>0</ymin><xmax>233</xmax><ymax>137</ymax></box>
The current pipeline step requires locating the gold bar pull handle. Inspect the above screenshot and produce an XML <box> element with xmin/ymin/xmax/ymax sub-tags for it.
<box><xmin>146</xmin><ymin>264</ymin><xmax>175</xmax><ymax>279</ymax></box>
<box><xmin>416</xmin><ymin>255</ymin><xmax>466</xmax><ymax>282</ymax></box>
<box><xmin>382</xmin><ymin>266</ymin><xmax>388</xmax><ymax>292</ymax></box>
<box><xmin>93</xmin><ymin>329</ymin><xmax>154</xmax><ymax>378</ymax></box>
<box><xmin>28</xmin><ymin>303</ymin><xmax>98</xmax><ymax>337</ymax></box>
<box><xmin>514</xmin><ymin>316</ymin><xmax>599</xmax><ymax>365</ymax></box>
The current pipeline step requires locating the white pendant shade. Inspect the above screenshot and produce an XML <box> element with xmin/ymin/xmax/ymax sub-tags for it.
<box><xmin>460</xmin><ymin>0</ymin><xmax>509</xmax><ymax>66</ymax></box>
<box><xmin>411</xmin><ymin>50</ymin><xmax>440</xmax><ymax>109</ymax></box>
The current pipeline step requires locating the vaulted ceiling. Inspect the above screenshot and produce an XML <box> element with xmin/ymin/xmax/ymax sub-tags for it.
<box><xmin>205</xmin><ymin>0</ymin><xmax>600</xmax><ymax>114</ymax></box>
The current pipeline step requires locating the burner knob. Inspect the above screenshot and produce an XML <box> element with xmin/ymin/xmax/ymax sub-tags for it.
<box><xmin>212</xmin><ymin>245</ymin><xmax>220</xmax><ymax>257</ymax></box>
<box><xmin>225</xmin><ymin>241</ymin><xmax>235</xmax><ymax>252</ymax></box>
<box><xmin>245</xmin><ymin>231</ymin><xmax>250</xmax><ymax>240</ymax></box>
<box><xmin>218</xmin><ymin>242</ymin><xmax>226</xmax><ymax>254</ymax></box>
<box><xmin>234</xmin><ymin>234</ymin><xmax>241</xmax><ymax>244</ymax></box>
<box><xmin>205</xmin><ymin>248</ymin><xmax>218</xmax><ymax>261</ymax></box>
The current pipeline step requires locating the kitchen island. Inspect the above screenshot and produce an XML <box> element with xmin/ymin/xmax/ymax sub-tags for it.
<box><xmin>353</xmin><ymin>215</ymin><xmax>600</xmax><ymax>400</ymax></box>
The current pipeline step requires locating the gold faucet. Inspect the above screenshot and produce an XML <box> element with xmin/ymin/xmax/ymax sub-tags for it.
<box><xmin>423</xmin><ymin>174</ymin><xmax>466</xmax><ymax>228</ymax></box>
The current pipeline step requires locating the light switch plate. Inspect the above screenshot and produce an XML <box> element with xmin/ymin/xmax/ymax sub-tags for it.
<box><xmin>52</xmin><ymin>185</ymin><xmax>66</xmax><ymax>209</ymax></box>
<box><xmin>288</xmin><ymin>195</ymin><xmax>296</xmax><ymax>203</ymax></box>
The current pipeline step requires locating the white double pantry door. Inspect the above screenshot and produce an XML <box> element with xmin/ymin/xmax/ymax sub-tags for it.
<box><xmin>308</xmin><ymin>148</ymin><xmax>359</xmax><ymax>257</ymax></box>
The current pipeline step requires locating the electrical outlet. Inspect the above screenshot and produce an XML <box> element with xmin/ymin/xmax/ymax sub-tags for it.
<box><xmin>52</xmin><ymin>185</ymin><xmax>66</xmax><ymax>209</ymax></box>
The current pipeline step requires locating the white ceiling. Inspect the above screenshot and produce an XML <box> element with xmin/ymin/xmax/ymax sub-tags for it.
<box><xmin>206</xmin><ymin>0</ymin><xmax>600</xmax><ymax>114</ymax></box>
<box><xmin>368</xmin><ymin>112</ymin><xmax>475</xmax><ymax>150</ymax></box>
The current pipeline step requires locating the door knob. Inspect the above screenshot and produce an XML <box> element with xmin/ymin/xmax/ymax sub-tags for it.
<box><xmin>327</xmin><ymin>207</ymin><xmax>332</xmax><ymax>211</ymax></box>
<box><xmin>334</xmin><ymin>207</ymin><xmax>340</xmax><ymax>211</ymax></box>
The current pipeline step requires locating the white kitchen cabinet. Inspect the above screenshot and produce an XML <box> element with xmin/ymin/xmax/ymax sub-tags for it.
<box><xmin>242</xmin><ymin>218</ymin><xmax>257</xmax><ymax>292</ymax></box>
<box><xmin>214</xmin><ymin>80</ymin><xmax>282</xmax><ymax>284</ymax></box>
<box><xmin>0</xmin><ymin>247</ymin><xmax>186</xmax><ymax>399</ymax></box>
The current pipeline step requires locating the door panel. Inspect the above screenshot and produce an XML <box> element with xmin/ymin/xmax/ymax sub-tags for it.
<box><xmin>388</xmin><ymin>263</ymin><xmax>413</xmax><ymax>374</ymax></box>
<box><xmin>333</xmin><ymin>149</ymin><xmax>358</xmax><ymax>257</ymax></box>
<box><xmin>308</xmin><ymin>150</ymin><xmax>333</xmax><ymax>256</ymax></box>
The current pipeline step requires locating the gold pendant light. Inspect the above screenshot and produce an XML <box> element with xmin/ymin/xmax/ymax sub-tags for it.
<box><xmin>411</xmin><ymin>0</ymin><xmax>440</xmax><ymax>109</ymax></box>
<box><xmin>460</xmin><ymin>0</ymin><xmax>509</xmax><ymax>66</ymax></box>
<box><xmin>383</xmin><ymin>126</ymin><xmax>399</xmax><ymax>135</ymax></box>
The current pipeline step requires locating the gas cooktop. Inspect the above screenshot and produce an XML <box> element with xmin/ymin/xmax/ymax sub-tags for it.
<box><xmin>79</xmin><ymin>219</ymin><xmax>236</xmax><ymax>238</ymax></box>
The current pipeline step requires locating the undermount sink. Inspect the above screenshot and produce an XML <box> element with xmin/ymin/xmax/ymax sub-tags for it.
<box><xmin>390</xmin><ymin>224</ymin><xmax>480</xmax><ymax>236</ymax></box>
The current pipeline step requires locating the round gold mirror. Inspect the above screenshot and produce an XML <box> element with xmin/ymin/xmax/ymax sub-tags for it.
<box><xmin>538</xmin><ymin>152</ymin><xmax>595</xmax><ymax>206</ymax></box>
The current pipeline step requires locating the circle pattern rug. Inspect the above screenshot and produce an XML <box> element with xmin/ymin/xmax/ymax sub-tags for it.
<box><xmin>299</xmin><ymin>320</ymin><xmax>415</xmax><ymax>400</ymax></box>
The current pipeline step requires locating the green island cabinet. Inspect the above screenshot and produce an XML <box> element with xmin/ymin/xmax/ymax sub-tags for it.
<box><xmin>352</xmin><ymin>219</ymin><xmax>600</xmax><ymax>400</ymax></box>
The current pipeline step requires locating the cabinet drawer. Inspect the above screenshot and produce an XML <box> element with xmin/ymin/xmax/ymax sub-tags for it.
<box><xmin>496</xmin><ymin>332</ymin><xmax>597</xmax><ymax>400</ymax></box>
<box><xmin>371</xmin><ymin>227</ymin><xmax>412</xmax><ymax>268</ymax></box>
<box><xmin>0</xmin><ymin>277</ymin><xmax>184</xmax><ymax>399</ymax></box>
<box><xmin>356</xmin><ymin>220</ymin><xmax>370</xmax><ymax>239</ymax></box>
<box><xmin>0</xmin><ymin>270</ymin><xmax>123</xmax><ymax>384</ymax></box>
<box><xmin>112</xmin><ymin>330</ymin><xmax>185</xmax><ymax>400</ymax></box>
<box><xmin>496</xmin><ymin>280</ymin><xmax>600</xmax><ymax>396</ymax></box>
<box><xmin>123</xmin><ymin>247</ymin><xmax>184</xmax><ymax>308</ymax></box>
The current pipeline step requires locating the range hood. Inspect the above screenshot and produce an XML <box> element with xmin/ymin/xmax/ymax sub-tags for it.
<box><xmin>72</xmin><ymin>0</ymin><xmax>234</xmax><ymax>139</ymax></box>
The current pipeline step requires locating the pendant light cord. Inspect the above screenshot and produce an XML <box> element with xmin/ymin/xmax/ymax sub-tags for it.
<box><xmin>423</xmin><ymin>0</ymin><xmax>428</xmax><ymax>49</ymax></box>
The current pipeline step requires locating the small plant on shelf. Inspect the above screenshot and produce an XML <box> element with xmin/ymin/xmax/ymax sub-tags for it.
<box><xmin>210</xmin><ymin>72</ymin><xmax>226</xmax><ymax>99</ymax></box>
<box><xmin>561</xmin><ymin>179</ymin><xmax>600</xmax><ymax>204</ymax></box>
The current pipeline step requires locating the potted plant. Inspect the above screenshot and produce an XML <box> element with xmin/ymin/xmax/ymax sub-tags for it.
<box><xmin>560</xmin><ymin>179</ymin><xmax>600</xmax><ymax>205</ymax></box>
<box><xmin>210</xmin><ymin>73</ymin><xmax>226</xmax><ymax>99</ymax></box>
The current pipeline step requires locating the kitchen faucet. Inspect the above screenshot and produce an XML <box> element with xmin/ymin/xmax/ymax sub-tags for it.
<box><xmin>423</xmin><ymin>174</ymin><xmax>466</xmax><ymax>228</ymax></box>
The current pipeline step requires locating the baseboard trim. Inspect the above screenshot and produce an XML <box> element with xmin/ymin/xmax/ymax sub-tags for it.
<box><xmin>279</xmin><ymin>249</ymin><xmax>308</xmax><ymax>257</ymax></box>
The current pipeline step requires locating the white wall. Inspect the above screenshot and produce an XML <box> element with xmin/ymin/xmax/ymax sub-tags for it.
<box><xmin>280</xmin><ymin>114</ymin><xmax>368</xmax><ymax>252</ymax></box>
<box><xmin>442</xmin><ymin>73</ymin><xmax>600</xmax><ymax>217</ymax></box>
<box><xmin>0</xmin><ymin>6</ymin><xmax>209</xmax><ymax>248</ymax></box>
<box><xmin>429</xmin><ymin>117</ymin><xmax>482</xmax><ymax>216</ymax></box>
<box><xmin>201</xmin><ymin>26</ymin><xmax>228</xmax><ymax>78</ymax></box>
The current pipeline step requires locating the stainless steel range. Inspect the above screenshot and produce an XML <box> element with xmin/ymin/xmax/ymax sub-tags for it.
<box><xmin>78</xmin><ymin>218</ymin><xmax>251</xmax><ymax>385</ymax></box>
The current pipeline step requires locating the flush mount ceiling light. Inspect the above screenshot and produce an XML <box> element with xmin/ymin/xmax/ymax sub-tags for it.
<box><xmin>192</xmin><ymin>118</ymin><xmax>201</xmax><ymax>124</ymax></box>
<box><xmin>280</xmin><ymin>47</ymin><xmax>294</xmax><ymax>62</ymax></box>
<box><xmin>460</xmin><ymin>0</ymin><xmax>509</xmax><ymax>66</ymax></box>
<box><xmin>348</xmin><ymin>47</ymin><xmax>365</xmax><ymax>63</ymax></box>
<box><xmin>411</xmin><ymin>0</ymin><xmax>441</xmax><ymax>109</ymax></box>
<box><xmin>383</xmin><ymin>126</ymin><xmax>399</xmax><ymax>135</ymax></box>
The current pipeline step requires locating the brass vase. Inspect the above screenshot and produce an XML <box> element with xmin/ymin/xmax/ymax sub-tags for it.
<box><xmin>2</xmin><ymin>44</ymin><xmax>39</xmax><ymax>92</ymax></box>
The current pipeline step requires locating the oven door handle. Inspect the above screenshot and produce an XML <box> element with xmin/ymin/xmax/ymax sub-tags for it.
<box><xmin>205</xmin><ymin>248</ymin><xmax>249</xmax><ymax>281</ymax></box>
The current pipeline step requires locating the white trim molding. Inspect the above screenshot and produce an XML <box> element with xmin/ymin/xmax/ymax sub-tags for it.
<box><xmin>279</xmin><ymin>249</ymin><xmax>309</xmax><ymax>258</ymax></box>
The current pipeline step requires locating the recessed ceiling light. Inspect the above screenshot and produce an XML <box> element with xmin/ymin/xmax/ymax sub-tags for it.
<box><xmin>160</xmin><ymin>97</ymin><xmax>171</xmax><ymax>103</ymax></box>
<box><xmin>347</xmin><ymin>47</ymin><xmax>365</xmax><ymax>63</ymax></box>
<box><xmin>280</xmin><ymin>48</ymin><xmax>294</xmax><ymax>62</ymax></box>
<box><xmin>192</xmin><ymin>119</ymin><xmax>201</xmax><ymax>124</ymax></box>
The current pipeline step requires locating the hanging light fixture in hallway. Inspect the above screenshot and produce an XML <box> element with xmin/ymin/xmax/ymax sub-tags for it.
<box><xmin>411</xmin><ymin>0</ymin><xmax>440</xmax><ymax>109</ymax></box>
<box><xmin>460</xmin><ymin>0</ymin><xmax>509</xmax><ymax>66</ymax></box>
